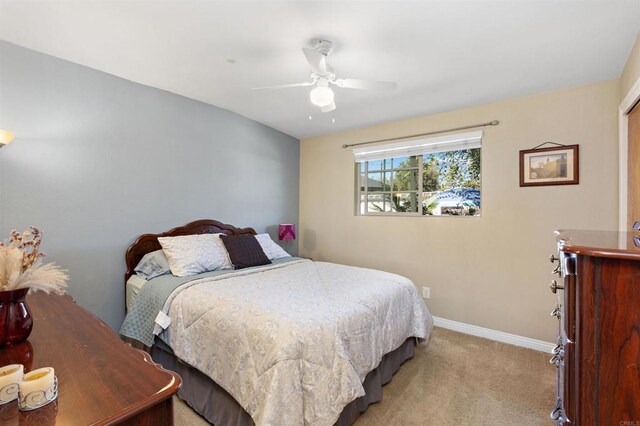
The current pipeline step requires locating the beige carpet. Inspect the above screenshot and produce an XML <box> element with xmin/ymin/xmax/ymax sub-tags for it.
<box><xmin>174</xmin><ymin>327</ymin><xmax>555</xmax><ymax>425</ymax></box>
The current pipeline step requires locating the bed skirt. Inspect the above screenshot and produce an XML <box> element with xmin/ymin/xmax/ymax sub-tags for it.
<box><xmin>150</xmin><ymin>337</ymin><xmax>417</xmax><ymax>426</ymax></box>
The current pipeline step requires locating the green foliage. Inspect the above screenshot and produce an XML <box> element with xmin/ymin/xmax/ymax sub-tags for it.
<box><xmin>441</xmin><ymin>151</ymin><xmax>462</xmax><ymax>189</ymax></box>
<box><xmin>392</xmin><ymin>193</ymin><xmax>419</xmax><ymax>213</ymax></box>
<box><xmin>378</xmin><ymin>149</ymin><xmax>481</xmax><ymax>193</ymax></box>
<box><xmin>424</xmin><ymin>148</ymin><xmax>481</xmax><ymax>191</ymax></box>
<box><xmin>392</xmin><ymin>156</ymin><xmax>419</xmax><ymax>192</ymax></box>
<box><xmin>468</xmin><ymin>148</ymin><xmax>481</xmax><ymax>181</ymax></box>
<box><xmin>422</xmin><ymin>195</ymin><xmax>440</xmax><ymax>215</ymax></box>
<box><xmin>423</xmin><ymin>156</ymin><xmax>439</xmax><ymax>192</ymax></box>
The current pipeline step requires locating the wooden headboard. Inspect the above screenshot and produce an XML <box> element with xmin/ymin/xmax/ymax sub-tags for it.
<box><xmin>124</xmin><ymin>219</ymin><xmax>256</xmax><ymax>284</ymax></box>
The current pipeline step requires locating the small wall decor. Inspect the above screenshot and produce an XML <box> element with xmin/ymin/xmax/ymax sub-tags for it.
<box><xmin>519</xmin><ymin>142</ymin><xmax>579</xmax><ymax>187</ymax></box>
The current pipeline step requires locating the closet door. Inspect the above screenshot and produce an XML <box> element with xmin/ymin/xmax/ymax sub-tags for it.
<box><xmin>629</xmin><ymin>103</ymin><xmax>640</xmax><ymax>230</ymax></box>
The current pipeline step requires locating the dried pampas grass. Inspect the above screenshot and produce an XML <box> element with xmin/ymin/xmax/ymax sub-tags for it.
<box><xmin>0</xmin><ymin>228</ymin><xmax>69</xmax><ymax>294</ymax></box>
<box><xmin>0</xmin><ymin>248</ymin><xmax>24</xmax><ymax>291</ymax></box>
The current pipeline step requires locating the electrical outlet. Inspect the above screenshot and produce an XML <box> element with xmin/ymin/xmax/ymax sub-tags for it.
<box><xmin>422</xmin><ymin>287</ymin><xmax>430</xmax><ymax>299</ymax></box>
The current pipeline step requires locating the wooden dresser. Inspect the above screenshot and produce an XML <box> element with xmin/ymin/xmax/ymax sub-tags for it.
<box><xmin>550</xmin><ymin>230</ymin><xmax>640</xmax><ymax>425</ymax></box>
<box><xmin>0</xmin><ymin>292</ymin><xmax>181</xmax><ymax>425</ymax></box>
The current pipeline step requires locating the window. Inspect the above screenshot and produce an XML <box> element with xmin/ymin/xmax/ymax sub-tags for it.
<box><xmin>356</xmin><ymin>131</ymin><xmax>481</xmax><ymax>217</ymax></box>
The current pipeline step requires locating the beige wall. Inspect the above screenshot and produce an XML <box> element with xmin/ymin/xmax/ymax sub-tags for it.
<box><xmin>299</xmin><ymin>80</ymin><xmax>619</xmax><ymax>343</ymax></box>
<box><xmin>620</xmin><ymin>32</ymin><xmax>640</xmax><ymax>102</ymax></box>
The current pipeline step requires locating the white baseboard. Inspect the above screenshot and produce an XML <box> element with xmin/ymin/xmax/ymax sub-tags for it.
<box><xmin>432</xmin><ymin>316</ymin><xmax>555</xmax><ymax>353</ymax></box>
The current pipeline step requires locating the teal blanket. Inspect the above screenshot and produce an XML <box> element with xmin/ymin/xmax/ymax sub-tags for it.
<box><xmin>120</xmin><ymin>257</ymin><xmax>301</xmax><ymax>347</ymax></box>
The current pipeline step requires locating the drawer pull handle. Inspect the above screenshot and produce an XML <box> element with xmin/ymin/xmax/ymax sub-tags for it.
<box><xmin>550</xmin><ymin>399</ymin><xmax>565</xmax><ymax>422</ymax></box>
<box><xmin>549</xmin><ymin>280</ymin><xmax>564</xmax><ymax>294</ymax></box>
<box><xmin>550</xmin><ymin>350</ymin><xmax>564</xmax><ymax>366</ymax></box>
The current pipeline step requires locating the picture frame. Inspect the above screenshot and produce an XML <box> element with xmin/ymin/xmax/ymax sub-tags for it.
<box><xmin>519</xmin><ymin>144</ymin><xmax>579</xmax><ymax>187</ymax></box>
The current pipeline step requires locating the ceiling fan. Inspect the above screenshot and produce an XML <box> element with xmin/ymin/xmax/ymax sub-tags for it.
<box><xmin>253</xmin><ymin>40</ymin><xmax>397</xmax><ymax>113</ymax></box>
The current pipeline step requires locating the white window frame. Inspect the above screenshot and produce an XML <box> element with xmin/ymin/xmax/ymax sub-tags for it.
<box><xmin>358</xmin><ymin>156</ymin><xmax>424</xmax><ymax>216</ymax></box>
<box><xmin>354</xmin><ymin>131</ymin><xmax>482</xmax><ymax>217</ymax></box>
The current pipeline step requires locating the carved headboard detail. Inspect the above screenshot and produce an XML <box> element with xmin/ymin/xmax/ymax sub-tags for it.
<box><xmin>124</xmin><ymin>219</ymin><xmax>256</xmax><ymax>283</ymax></box>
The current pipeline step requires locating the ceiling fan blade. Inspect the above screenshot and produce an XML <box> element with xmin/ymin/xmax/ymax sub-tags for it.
<box><xmin>302</xmin><ymin>48</ymin><xmax>327</xmax><ymax>75</ymax></box>
<box><xmin>252</xmin><ymin>82</ymin><xmax>314</xmax><ymax>90</ymax></box>
<box><xmin>320</xmin><ymin>101</ymin><xmax>336</xmax><ymax>113</ymax></box>
<box><xmin>336</xmin><ymin>79</ymin><xmax>397</xmax><ymax>91</ymax></box>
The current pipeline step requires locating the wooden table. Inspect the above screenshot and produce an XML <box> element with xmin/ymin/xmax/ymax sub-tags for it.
<box><xmin>0</xmin><ymin>292</ymin><xmax>181</xmax><ymax>425</ymax></box>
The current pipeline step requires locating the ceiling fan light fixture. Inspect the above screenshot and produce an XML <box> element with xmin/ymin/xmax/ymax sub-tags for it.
<box><xmin>0</xmin><ymin>129</ymin><xmax>15</xmax><ymax>148</ymax></box>
<box><xmin>253</xmin><ymin>40</ymin><xmax>398</xmax><ymax>115</ymax></box>
<box><xmin>309</xmin><ymin>85</ymin><xmax>334</xmax><ymax>107</ymax></box>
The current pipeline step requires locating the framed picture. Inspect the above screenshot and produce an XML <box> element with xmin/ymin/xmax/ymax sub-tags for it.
<box><xmin>519</xmin><ymin>144</ymin><xmax>579</xmax><ymax>187</ymax></box>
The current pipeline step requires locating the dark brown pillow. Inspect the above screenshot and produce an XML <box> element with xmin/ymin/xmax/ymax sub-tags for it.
<box><xmin>220</xmin><ymin>234</ymin><xmax>272</xmax><ymax>269</ymax></box>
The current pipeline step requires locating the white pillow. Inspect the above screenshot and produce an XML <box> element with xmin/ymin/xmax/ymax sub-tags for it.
<box><xmin>158</xmin><ymin>234</ymin><xmax>232</xmax><ymax>277</ymax></box>
<box><xmin>255</xmin><ymin>233</ymin><xmax>291</xmax><ymax>260</ymax></box>
<box><xmin>211</xmin><ymin>234</ymin><xmax>233</xmax><ymax>270</ymax></box>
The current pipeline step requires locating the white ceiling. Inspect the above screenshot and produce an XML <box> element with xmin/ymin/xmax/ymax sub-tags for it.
<box><xmin>1</xmin><ymin>1</ymin><xmax>639</xmax><ymax>139</ymax></box>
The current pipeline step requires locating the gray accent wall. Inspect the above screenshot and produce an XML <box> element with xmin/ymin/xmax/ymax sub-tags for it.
<box><xmin>0</xmin><ymin>41</ymin><xmax>300</xmax><ymax>330</ymax></box>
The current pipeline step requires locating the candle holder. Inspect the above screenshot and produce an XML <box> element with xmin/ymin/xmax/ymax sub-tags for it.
<box><xmin>0</xmin><ymin>364</ymin><xmax>23</xmax><ymax>405</ymax></box>
<box><xmin>18</xmin><ymin>368</ymin><xmax>58</xmax><ymax>412</ymax></box>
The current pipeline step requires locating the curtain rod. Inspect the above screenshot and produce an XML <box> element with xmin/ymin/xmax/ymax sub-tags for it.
<box><xmin>341</xmin><ymin>120</ymin><xmax>500</xmax><ymax>149</ymax></box>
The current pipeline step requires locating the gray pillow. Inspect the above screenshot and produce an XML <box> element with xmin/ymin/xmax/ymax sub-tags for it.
<box><xmin>134</xmin><ymin>250</ymin><xmax>171</xmax><ymax>280</ymax></box>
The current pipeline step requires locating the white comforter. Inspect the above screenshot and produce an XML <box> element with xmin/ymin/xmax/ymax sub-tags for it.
<box><xmin>163</xmin><ymin>259</ymin><xmax>432</xmax><ymax>426</ymax></box>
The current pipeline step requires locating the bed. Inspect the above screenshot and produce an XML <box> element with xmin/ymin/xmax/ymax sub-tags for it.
<box><xmin>120</xmin><ymin>219</ymin><xmax>433</xmax><ymax>426</ymax></box>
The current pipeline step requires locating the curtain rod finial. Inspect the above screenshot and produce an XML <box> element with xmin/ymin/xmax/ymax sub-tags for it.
<box><xmin>490</xmin><ymin>120</ymin><xmax>499</xmax><ymax>125</ymax></box>
<box><xmin>342</xmin><ymin>144</ymin><xmax>348</xmax><ymax>148</ymax></box>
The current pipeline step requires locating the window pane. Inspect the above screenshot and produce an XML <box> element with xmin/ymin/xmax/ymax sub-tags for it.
<box><xmin>423</xmin><ymin>191</ymin><xmax>480</xmax><ymax>216</ymax></box>
<box><xmin>367</xmin><ymin>172</ymin><xmax>383</xmax><ymax>191</ymax></box>
<box><xmin>423</xmin><ymin>149</ymin><xmax>481</xmax><ymax>191</ymax></box>
<box><xmin>392</xmin><ymin>170</ymin><xmax>418</xmax><ymax>191</ymax></box>
<box><xmin>422</xmin><ymin>154</ymin><xmax>439</xmax><ymax>192</ymax></box>
<box><xmin>422</xmin><ymin>148</ymin><xmax>481</xmax><ymax>216</ymax></box>
<box><xmin>392</xmin><ymin>193</ymin><xmax>419</xmax><ymax>213</ymax></box>
<box><xmin>392</xmin><ymin>156</ymin><xmax>419</xmax><ymax>169</ymax></box>
<box><xmin>368</xmin><ymin>160</ymin><xmax>382</xmax><ymax>171</ymax></box>
<box><xmin>368</xmin><ymin>159</ymin><xmax>391</xmax><ymax>171</ymax></box>
<box><xmin>383</xmin><ymin>172</ymin><xmax>392</xmax><ymax>191</ymax></box>
<box><xmin>367</xmin><ymin>193</ymin><xmax>392</xmax><ymax>213</ymax></box>
<box><xmin>367</xmin><ymin>172</ymin><xmax>391</xmax><ymax>191</ymax></box>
